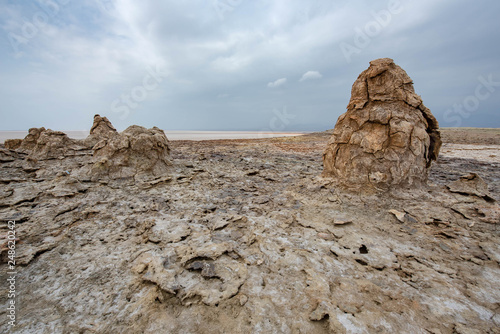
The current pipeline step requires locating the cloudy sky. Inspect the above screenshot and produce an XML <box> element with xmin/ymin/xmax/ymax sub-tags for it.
<box><xmin>1</xmin><ymin>0</ymin><xmax>499</xmax><ymax>132</ymax></box>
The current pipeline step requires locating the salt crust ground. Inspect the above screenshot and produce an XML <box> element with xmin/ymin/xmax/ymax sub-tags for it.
<box><xmin>0</xmin><ymin>128</ymin><xmax>499</xmax><ymax>333</ymax></box>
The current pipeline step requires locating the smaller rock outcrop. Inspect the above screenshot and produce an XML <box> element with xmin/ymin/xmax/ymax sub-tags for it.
<box><xmin>4</xmin><ymin>139</ymin><xmax>22</xmax><ymax>150</ymax></box>
<box><xmin>323</xmin><ymin>58</ymin><xmax>442</xmax><ymax>191</ymax></box>
<box><xmin>18</xmin><ymin>127</ymin><xmax>46</xmax><ymax>151</ymax></box>
<box><xmin>84</xmin><ymin>114</ymin><xmax>118</xmax><ymax>147</ymax></box>
<box><xmin>91</xmin><ymin>124</ymin><xmax>171</xmax><ymax>182</ymax></box>
<box><xmin>17</xmin><ymin>127</ymin><xmax>82</xmax><ymax>160</ymax></box>
<box><xmin>32</xmin><ymin>130</ymin><xmax>80</xmax><ymax>159</ymax></box>
<box><xmin>90</xmin><ymin>114</ymin><xmax>117</xmax><ymax>137</ymax></box>
<box><xmin>6</xmin><ymin>114</ymin><xmax>172</xmax><ymax>182</ymax></box>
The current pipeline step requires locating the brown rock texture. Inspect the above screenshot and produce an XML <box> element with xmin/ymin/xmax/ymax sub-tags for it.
<box><xmin>17</xmin><ymin>127</ymin><xmax>82</xmax><ymax>159</ymax></box>
<box><xmin>447</xmin><ymin>172</ymin><xmax>496</xmax><ymax>202</ymax></box>
<box><xmin>323</xmin><ymin>58</ymin><xmax>442</xmax><ymax>190</ymax></box>
<box><xmin>4</xmin><ymin>115</ymin><xmax>171</xmax><ymax>182</ymax></box>
<box><xmin>90</xmin><ymin>114</ymin><xmax>117</xmax><ymax>137</ymax></box>
<box><xmin>84</xmin><ymin>114</ymin><xmax>118</xmax><ymax>147</ymax></box>
<box><xmin>3</xmin><ymin>139</ymin><xmax>22</xmax><ymax>150</ymax></box>
<box><xmin>18</xmin><ymin>127</ymin><xmax>46</xmax><ymax>151</ymax></box>
<box><xmin>91</xmin><ymin>124</ymin><xmax>171</xmax><ymax>182</ymax></box>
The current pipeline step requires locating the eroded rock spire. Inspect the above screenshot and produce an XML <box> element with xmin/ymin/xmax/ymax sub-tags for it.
<box><xmin>323</xmin><ymin>58</ymin><xmax>442</xmax><ymax>190</ymax></box>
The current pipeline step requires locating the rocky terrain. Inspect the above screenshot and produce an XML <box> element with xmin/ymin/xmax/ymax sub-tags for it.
<box><xmin>0</xmin><ymin>124</ymin><xmax>498</xmax><ymax>333</ymax></box>
<box><xmin>1</xmin><ymin>57</ymin><xmax>499</xmax><ymax>333</ymax></box>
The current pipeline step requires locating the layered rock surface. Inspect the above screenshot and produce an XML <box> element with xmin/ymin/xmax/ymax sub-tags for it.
<box><xmin>91</xmin><ymin>124</ymin><xmax>171</xmax><ymax>182</ymax></box>
<box><xmin>1</xmin><ymin>130</ymin><xmax>499</xmax><ymax>333</ymax></box>
<box><xmin>16</xmin><ymin>127</ymin><xmax>84</xmax><ymax>160</ymax></box>
<box><xmin>323</xmin><ymin>58</ymin><xmax>442</xmax><ymax>190</ymax></box>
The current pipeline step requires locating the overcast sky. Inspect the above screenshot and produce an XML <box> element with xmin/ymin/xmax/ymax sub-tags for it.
<box><xmin>1</xmin><ymin>0</ymin><xmax>499</xmax><ymax>132</ymax></box>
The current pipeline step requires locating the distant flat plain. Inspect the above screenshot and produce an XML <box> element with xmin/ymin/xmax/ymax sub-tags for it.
<box><xmin>0</xmin><ymin>130</ymin><xmax>306</xmax><ymax>143</ymax></box>
<box><xmin>2</xmin><ymin>128</ymin><xmax>498</xmax><ymax>144</ymax></box>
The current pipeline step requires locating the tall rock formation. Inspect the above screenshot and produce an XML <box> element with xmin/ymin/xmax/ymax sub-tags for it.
<box><xmin>323</xmin><ymin>58</ymin><xmax>441</xmax><ymax>190</ymax></box>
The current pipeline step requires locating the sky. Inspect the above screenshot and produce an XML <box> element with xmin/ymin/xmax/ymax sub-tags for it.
<box><xmin>1</xmin><ymin>0</ymin><xmax>499</xmax><ymax>132</ymax></box>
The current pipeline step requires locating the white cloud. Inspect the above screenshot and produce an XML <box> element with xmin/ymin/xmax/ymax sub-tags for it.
<box><xmin>1</xmin><ymin>0</ymin><xmax>499</xmax><ymax>131</ymax></box>
<box><xmin>267</xmin><ymin>78</ymin><xmax>287</xmax><ymax>88</ymax></box>
<box><xmin>299</xmin><ymin>71</ymin><xmax>323</xmax><ymax>82</ymax></box>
